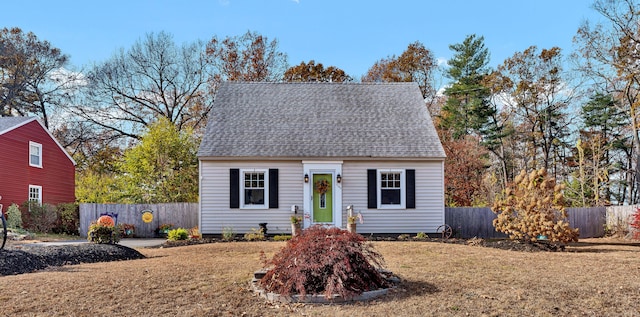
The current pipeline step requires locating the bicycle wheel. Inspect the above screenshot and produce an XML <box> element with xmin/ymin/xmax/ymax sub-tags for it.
<box><xmin>0</xmin><ymin>213</ymin><xmax>6</xmax><ymax>250</ymax></box>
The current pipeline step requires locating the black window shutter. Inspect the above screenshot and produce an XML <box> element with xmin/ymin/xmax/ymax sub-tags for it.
<box><xmin>269</xmin><ymin>169</ymin><xmax>279</xmax><ymax>208</ymax></box>
<box><xmin>367</xmin><ymin>169</ymin><xmax>377</xmax><ymax>209</ymax></box>
<box><xmin>406</xmin><ymin>169</ymin><xmax>416</xmax><ymax>209</ymax></box>
<box><xmin>230</xmin><ymin>169</ymin><xmax>239</xmax><ymax>209</ymax></box>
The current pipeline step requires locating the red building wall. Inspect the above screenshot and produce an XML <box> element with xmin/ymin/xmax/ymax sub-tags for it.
<box><xmin>0</xmin><ymin>120</ymin><xmax>75</xmax><ymax>208</ymax></box>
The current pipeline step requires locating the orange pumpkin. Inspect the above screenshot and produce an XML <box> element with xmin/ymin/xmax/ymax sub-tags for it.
<box><xmin>96</xmin><ymin>215</ymin><xmax>115</xmax><ymax>227</ymax></box>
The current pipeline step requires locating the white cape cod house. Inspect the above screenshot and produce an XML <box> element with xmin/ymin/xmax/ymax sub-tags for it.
<box><xmin>197</xmin><ymin>82</ymin><xmax>446</xmax><ymax>235</ymax></box>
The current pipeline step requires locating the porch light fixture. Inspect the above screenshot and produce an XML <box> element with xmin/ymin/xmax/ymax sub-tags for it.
<box><xmin>336</xmin><ymin>174</ymin><xmax>342</xmax><ymax>183</ymax></box>
<box><xmin>304</xmin><ymin>174</ymin><xmax>309</xmax><ymax>183</ymax></box>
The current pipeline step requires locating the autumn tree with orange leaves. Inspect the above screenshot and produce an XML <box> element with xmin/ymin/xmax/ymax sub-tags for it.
<box><xmin>441</xmin><ymin>131</ymin><xmax>490</xmax><ymax>207</ymax></box>
<box><xmin>206</xmin><ymin>30</ymin><xmax>288</xmax><ymax>85</ymax></box>
<box><xmin>362</xmin><ymin>41</ymin><xmax>437</xmax><ymax>101</ymax></box>
<box><xmin>283</xmin><ymin>60</ymin><xmax>352</xmax><ymax>82</ymax></box>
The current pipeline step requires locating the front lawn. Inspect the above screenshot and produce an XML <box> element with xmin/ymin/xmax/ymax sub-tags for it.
<box><xmin>0</xmin><ymin>239</ymin><xmax>638</xmax><ymax>316</ymax></box>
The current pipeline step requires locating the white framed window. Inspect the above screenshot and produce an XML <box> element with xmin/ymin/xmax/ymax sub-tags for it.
<box><xmin>29</xmin><ymin>185</ymin><xmax>42</xmax><ymax>205</ymax></box>
<box><xmin>240</xmin><ymin>169</ymin><xmax>268</xmax><ymax>209</ymax></box>
<box><xmin>29</xmin><ymin>141</ymin><xmax>42</xmax><ymax>168</ymax></box>
<box><xmin>377</xmin><ymin>170</ymin><xmax>405</xmax><ymax>209</ymax></box>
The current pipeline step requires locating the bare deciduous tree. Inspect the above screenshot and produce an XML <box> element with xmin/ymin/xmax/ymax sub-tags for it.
<box><xmin>573</xmin><ymin>0</ymin><xmax>640</xmax><ymax>203</ymax></box>
<box><xmin>0</xmin><ymin>27</ymin><xmax>77</xmax><ymax>129</ymax></box>
<box><xmin>71</xmin><ymin>31</ymin><xmax>212</xmax><ymax>141</ymax></box>
<box><xmin>495</xmin><ymin>46</ymin><xmax>574</xmax><ymax>176</ymax></box>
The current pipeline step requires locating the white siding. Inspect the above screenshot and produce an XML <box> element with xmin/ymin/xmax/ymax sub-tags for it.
<box><xmin>341</xmin><ymin>160</ymin><xmax>445</xmax><ymax>234</ymax></box>
<box><xmin>200</xmin><ymin>160</ymin><xmax>303</xmax><ymax>234</ymax></box>
<box><xmin>200</xmin><ymin>159</ymin><xmax>444</xmax><ymax>235</ymax></box>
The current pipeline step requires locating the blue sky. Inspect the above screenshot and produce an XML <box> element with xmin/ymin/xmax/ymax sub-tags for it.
<box><xmin>4</xmin><ymin>0</ymin><xmax>603</xmax><ymax>82</ymax></box>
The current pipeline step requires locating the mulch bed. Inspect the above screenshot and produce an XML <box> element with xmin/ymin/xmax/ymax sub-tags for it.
<box><xmin>0</xmin><ymin>235</ymin><xmax>562</xmax><ymax>277</ymax></box>
<box><xmin>0</xmin><ymin>244</ymin><xmax>145</xmax><ymax>276</ymax></box>
<box><xmin>161</xmin><ymin>235</ymin><xmax>564</xmax><ymax>252</ymax></box>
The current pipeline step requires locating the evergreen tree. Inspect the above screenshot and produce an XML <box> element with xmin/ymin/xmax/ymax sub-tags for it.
<box><xmin>582</xmin><ymin>93</ymin><xmax>627</xmax><ymax>142</ymax></box>
<box><xmin>440</xmin><ymin>34</ymin><xmax>495</xmax><ymax>140</ymax></box>
<box><xmin>575</xmin><ymin>93</ymin><xmax>630</xmax><ymax>205</ymax></box>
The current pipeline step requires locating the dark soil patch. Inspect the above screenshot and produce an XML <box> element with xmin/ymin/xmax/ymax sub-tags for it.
<box><xmin>478</xmin><ymin>238</ymin><xmax>565</xmax><ymax>251</ymax></box>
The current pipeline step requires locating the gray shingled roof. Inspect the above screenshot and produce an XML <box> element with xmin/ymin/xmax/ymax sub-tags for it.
<box><xmin>197</xmin><ymin>82</ymin><xmax>446</xmax><ymax>159</ymax></box>
<box><xmin>0</xmin><ymin>116</ymin><xmax>35</xmax><ymax>135</ymax></box>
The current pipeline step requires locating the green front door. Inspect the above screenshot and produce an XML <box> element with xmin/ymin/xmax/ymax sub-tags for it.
<box><xmin>312</xmin><ymin>174</ymin><xmax>333</xmax><ymax>223</ymax></box>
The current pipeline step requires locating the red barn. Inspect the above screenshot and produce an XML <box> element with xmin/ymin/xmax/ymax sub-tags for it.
<box><xmin>0</xmin><ymin>117</ymin><xmax>75</xmax><ymax>208</ymax></box>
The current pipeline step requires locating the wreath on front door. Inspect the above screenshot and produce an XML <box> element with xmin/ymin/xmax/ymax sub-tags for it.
<box><xmin>315</xmin><ymin>179</ymin><xmax>330</xmax><ymax>194</ymax></box>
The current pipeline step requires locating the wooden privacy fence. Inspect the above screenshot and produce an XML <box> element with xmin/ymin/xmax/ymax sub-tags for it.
<box><xmin>445</xmin><ymin>207</ymin><xmax>507</xmax><ymax>239</ymax></box>
<box><xmin>445</xmin><ymin>207</ymin><xmax>607</xmax><ymax>239</ymax></box>
<box><xmin>79</xmin><ymin>203</ymin><xmax>198</xmax><ymax>238</ymax></box>
<box><xmin>79</xmin><ymin>203</ymin><xmax>633</xmax><ymax>239</ymax></box>
<box><xmin>569</xmin><ymin>207</ymin><xmax>607</xmax><ymax>238</ymax></box>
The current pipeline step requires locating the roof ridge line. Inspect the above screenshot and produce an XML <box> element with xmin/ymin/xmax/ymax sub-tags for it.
<box><xmin>222</xmin><ymin>81</ymin><xmax>417</xmax><ymax>85</ymax></box>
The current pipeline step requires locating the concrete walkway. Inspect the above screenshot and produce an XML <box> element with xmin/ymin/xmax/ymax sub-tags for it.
<box><xmin>27</xmin><ymin>238</ymin><xmax>166</xmax><ymax>249</ymax></box>
<box><xmin>120</xmin><ymin>238</ymin><xmax>166</xmax><ymax>248</ymax></box>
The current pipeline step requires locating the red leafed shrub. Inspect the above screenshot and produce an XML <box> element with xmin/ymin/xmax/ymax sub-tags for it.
<box><xmin>259</xmin><ymin>225</ymin><xmax>390</xmax><ymax>300</ymax></box>
<box><xmin>631</xmin><ymin>208</ymin><xmax>640</xmax><ymax>240</ymax></box>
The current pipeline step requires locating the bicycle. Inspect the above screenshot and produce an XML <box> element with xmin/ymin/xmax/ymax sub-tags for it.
<box><xmin>0</xmin><ymin>197</ymin><xmax>6</xmax><ymax>250</ymax></box>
